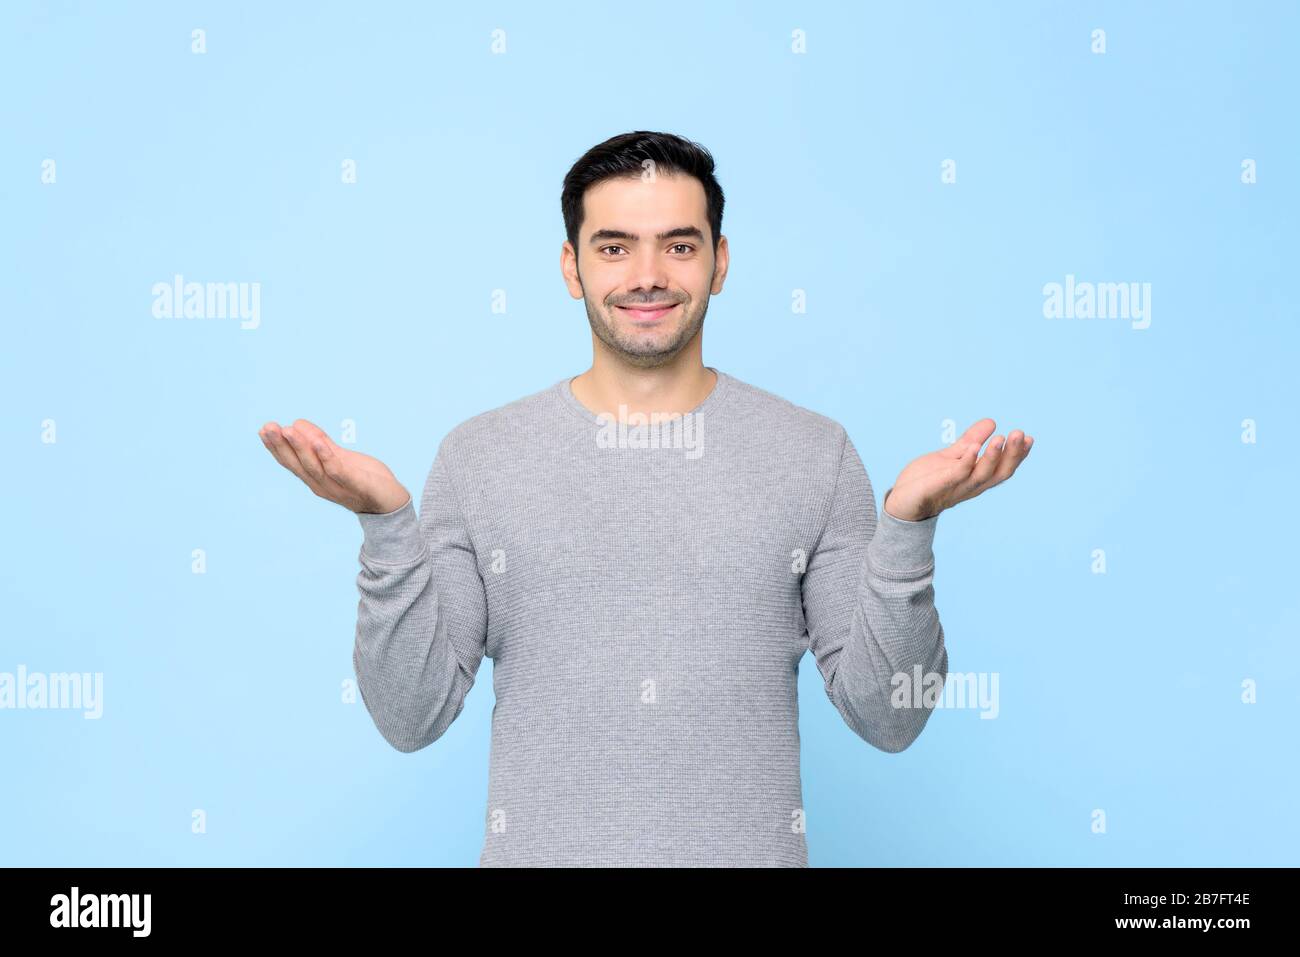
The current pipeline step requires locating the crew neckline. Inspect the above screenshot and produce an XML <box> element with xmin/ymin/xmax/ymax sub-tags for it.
<box><xmin>553</xmin><ymin>367</ymin><xmax>733</xmax><ymax>426</ymax></box>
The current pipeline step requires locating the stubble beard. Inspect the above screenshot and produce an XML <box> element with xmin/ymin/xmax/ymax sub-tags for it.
<box><xmin>579</xmin><ymin>277</ymin><xmax>711</xmax><ymax>371</ymax></box>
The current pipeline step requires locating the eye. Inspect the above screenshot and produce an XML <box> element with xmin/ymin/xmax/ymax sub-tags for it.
<box><xmin>670</xmin><ymin>244</ymin><xmax>694</xmax><ymax>254</ymax></box>
<box><xmin>600</xmin><ymin>245</ymin><xmax>627</xmax><ymax>256</ymax></box>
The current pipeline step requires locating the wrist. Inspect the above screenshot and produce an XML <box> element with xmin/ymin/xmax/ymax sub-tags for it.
<box><xmin>883</xmin><ymin>487</ymin><xmax>934</xmax><ymax>522</ymax></box>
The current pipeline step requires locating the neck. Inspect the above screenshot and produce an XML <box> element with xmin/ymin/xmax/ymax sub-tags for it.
<box><xmin>570</xmin><ymin>346</ymin><xmax>717</xmax><ymax>419</ymax></box>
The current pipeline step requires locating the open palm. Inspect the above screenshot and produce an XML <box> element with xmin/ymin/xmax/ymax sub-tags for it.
<box><xmin>258</xmin><ymin>418</ymin><xmax>411</xmax><ymax>515</ymax></box>
<box><xmin>884</xmin><ymin>418</ymin><xmax>1033</xmax><ymax>521</ymax></box>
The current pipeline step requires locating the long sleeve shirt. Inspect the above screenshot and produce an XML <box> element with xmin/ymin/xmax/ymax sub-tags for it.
<box><xmin>351</xmin><ymin>368</ymin><xmax>947</xmax><ymax>866</ymax></box>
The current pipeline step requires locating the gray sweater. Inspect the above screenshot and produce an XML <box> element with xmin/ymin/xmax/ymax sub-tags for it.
<box><xmin>352</xmin><ymin>368</ymin><xmax>947</xmax><ymax>866</ymax></box>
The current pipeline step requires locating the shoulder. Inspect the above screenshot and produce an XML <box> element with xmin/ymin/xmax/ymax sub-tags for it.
<box><xmin>723</xmin><ymin>372</ymin><xmax>849</xmax><ymax>454</ymax></box>
<box><xmin>433</xmin><ymin>381</ymin><xmax>559</xmax><ymax>465</ymax></box>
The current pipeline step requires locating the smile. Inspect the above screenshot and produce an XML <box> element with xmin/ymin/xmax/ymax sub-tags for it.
<box><xmin>616</xmin><ymin>303</ymin><xmax>678</xmax><ymax>324</ymax></box>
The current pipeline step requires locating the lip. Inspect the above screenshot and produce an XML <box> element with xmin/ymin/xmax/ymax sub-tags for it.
<box><xmin>617</xmin><ymin>303</ymin><xmax>678</xmax><ymax>324</ymax></box>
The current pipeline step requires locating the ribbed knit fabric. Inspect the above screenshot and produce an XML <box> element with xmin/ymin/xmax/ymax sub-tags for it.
<box><xmin>352</xmin><ymin>368</ymin><xmax>947</xmax><ymax>867</ymax></box>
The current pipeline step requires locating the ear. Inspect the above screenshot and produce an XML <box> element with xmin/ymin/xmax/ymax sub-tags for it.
<box><xmin>560</xmin><ymin>241</ymin><xmax>584</xmax><ymax>299</ymax></box>
<box><xmin>710</xmin><ymin>234</ymin><xmax>730</xmax><ymax>295</ymax></box>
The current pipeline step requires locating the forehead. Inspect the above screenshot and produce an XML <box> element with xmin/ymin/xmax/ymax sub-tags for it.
<box><xmin>582</xmin><ymin>173</ymin><xmax>707</xmax><ymax>234</ymax></box>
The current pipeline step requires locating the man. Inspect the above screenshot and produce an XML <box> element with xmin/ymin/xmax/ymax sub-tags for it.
<box><xmin>258</xmin><ymin>131</ymin><xmax>1032</xmax><ymax>867</ymax></box>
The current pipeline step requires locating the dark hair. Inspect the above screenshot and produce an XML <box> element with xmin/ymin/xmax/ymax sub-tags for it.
<box><xmin>561</xmin><ymin>130</ymin><xmax>725</xmax><ymax>255</ymax></box>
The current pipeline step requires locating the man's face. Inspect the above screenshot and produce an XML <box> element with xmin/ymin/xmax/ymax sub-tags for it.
<box><xmin>563</xmin><ymin>172</ymin><xmax>728</xmax><ymax>368</ymax></box>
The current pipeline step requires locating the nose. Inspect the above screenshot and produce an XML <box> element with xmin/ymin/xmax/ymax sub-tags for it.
<box><xmin>625</xmin><ymin>246</ymin><xmax>671</xmax><ymax>299</ymax></box>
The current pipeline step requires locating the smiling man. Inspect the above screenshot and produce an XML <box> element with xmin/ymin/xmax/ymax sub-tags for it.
<box><xmin>258</xmin><ymin>130</ymin><xmax>1032</xmax><ymax>867</ymax></box>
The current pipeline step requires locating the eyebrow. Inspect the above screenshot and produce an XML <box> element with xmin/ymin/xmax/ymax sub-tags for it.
<box><xmin>588</xmin><ymin>226</ymin><xmax>705</xmax><ymax>246</ymax></box>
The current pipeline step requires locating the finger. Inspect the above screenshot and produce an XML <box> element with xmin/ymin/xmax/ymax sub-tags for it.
<box><xmin>257</xmin><ymin>423</ymin><xmax>280</xmax><ymax>457</ymax></box>
<box><xmin>965</xmin><ymin>434</ymin><xmax>1005</xmax><ymax>490</ymax></box>
<box><xmin>993</xmin><ymin>430</ymin><xmax>1030</xmax><ymax>482</ymax></box>
<box><xmin>288</xmin><ymin>418</ymin><xmax>335</xmax><ymax>453</ymax></box>
<box><xmin>311</xmin><ymin>437</ymin><xmax>359</xmax><ymax>492</ymax></box>
<box><xmin>282</xmin><ymin>424</ymin><xmax>346</xmax><ymax>495</ymax></box>
<box><xmin>262</xmin><ymin>424</ymin><xmax>330</xmax><ymax>495</ymax></box>
<box><xmin>955</xmin><ymin>418</ymin><xmax>996</xmax><ymax>457</ymax></box>
<box><xmin>259</xmin><ymin>422</ymin><xmax>307</xmax><ymax>476</ymax></box>
<box><xmin>287</xmin><ymin>420</ymin><xmax>359</xmax><ymax>494</ymax></box>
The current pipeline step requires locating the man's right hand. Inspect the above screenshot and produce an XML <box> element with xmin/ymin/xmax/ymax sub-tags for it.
<box><xmin>258</xmin><ymin>418</ymin><xmax>412</xmax><ymax>515</ymax></box>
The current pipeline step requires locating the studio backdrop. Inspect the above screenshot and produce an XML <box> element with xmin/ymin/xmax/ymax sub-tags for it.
<box><xmin>2</xmin><ymin>1</ymin><xmax>1295</xmax><ymax>866</ymax></box>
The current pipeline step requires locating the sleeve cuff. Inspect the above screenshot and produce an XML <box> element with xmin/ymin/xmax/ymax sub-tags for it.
<box><xmin>868</xmin><ymin>496</ymin><xmax>938</xmax><ymax>576</ymax></box>
<box><xmin>356</xmin><ymin>496</ymin><xmax>426</xmax><ymax>564</ymax></box>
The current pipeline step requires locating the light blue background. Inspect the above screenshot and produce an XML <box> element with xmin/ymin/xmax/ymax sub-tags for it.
<box><xmin>2</xmin><ymin>1</ymin><xmax>1296</xmax><ymax>866</ymax></box>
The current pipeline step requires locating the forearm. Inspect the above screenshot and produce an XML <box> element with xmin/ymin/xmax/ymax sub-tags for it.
<box><xmin>828</xmin><ymin>507</ymin><xmax>948</xmax><ymax>752</ymax></box>
<box><xmin>353</xmin><ymin>499</ymin><xmax>475</xmax><ymax>753</ymax></box>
